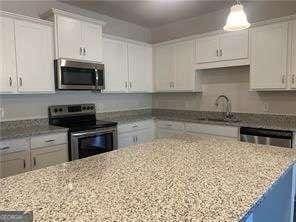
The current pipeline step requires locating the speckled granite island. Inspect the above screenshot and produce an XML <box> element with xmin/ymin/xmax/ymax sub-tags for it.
<box><xmin>1</xmin><ymin>135</ymin><xmax>296</xmax><ymax>221</ymax></box>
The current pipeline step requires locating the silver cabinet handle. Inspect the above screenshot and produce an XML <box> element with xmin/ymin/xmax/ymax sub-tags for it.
<box><xmin>132</xmin><ymin>125</ymin><xmax>138</xmax><ymax>128</ymax></box>
<box><xmin>125</xmin><ymin>81</ymin><xmax>128</xmax><ymax>88</ymax></box>
<box><xmin>19</xmin><ymin>77</ymin><xmax>22</xmax><ymax>87</ymax></box>
<box><xmin>9</xmin><ymin>76</ymin><xmax>12</xmax><ymax>87</ymax></box>
<box><xmin>79</xmin><ymin>47</ymin><xmax>83</xmax><ymax>55</ymax></box>
<box><xmin>292</xmin><ymin>75</ymin><xmax>295</xmax><ymax>85</ymax></box>
<box><xmin>33</xmin><ymin>157</ymin><xmax>37</xmax><ymax>167</ymax></box>
<box><xmin>172</xmin><ymin>82</ymin><xmax>174</xmax><ymax>88</ymax></box>
<box><xmin>135</xmin><ymin>136</ymin><xmax>138</xmax><ymax>142</ymax></box>
<box><xmin>45</xmin><ymin>139</ymin><xmax>55</xmax><ymax>143</ymax></box>
<box><xmin>129</xmin><ymin>81</ymin><xmax>132</xmax><ymax>89</ymax></box>
<box><xmin>23</xmin><ymin>159</ymin><xmax>26</xmax><ymax>169</ymax></box>
<box><xmin>0</xmin><ymin>146</ymin><xmax>9</xmax><ymax>151</ymax></box>
<box><xmin>219</xmin><ymin>49</ymin><xmax>223</xmax><ymax>57</ymax></box>
<box><xmin>83</xmin><ymin>48</ymin><xmax>86</xmax><ymax>56</ymax></box>
<box><xmin>216</xmin><ymin>49</ymin><xmax>219</xmax><ymax>57</ymax></box>
<box><xmin>282</xmin><ymin>75</ymin><xmax>286</xmax><ymax>84</ymax></box>
<box><xmin>165</xmin><ymin>124</ymin><xmax>173</xmax><ymax>127</ymax></box>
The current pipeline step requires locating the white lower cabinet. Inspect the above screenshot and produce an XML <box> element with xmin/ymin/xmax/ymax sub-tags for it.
<box><xmin>155</xmin><ymin>120</ymin><xmax>185</xmax><ymax>139</ymax></box>
<box><xmin>185</xmin><ymin>122</ymin><xmax>239</xmax><ymax>139</ymax></box>
<box><xmin>118</xmin><ymin>120</ymin><xmax>155</xmax><ymax>149</ymax></box>
<box><xmin>31</xmin><ymin>144</ymin><xmax>68</xmax><ymax>170</ymax></box>
<box><xmin>0</xmin><ymin>132</ymin><xmax>68</xmax><ymax>178</ymax></box>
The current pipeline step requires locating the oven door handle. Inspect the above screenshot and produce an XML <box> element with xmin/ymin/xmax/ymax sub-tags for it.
<box><xmin>94</xmin><ymin>68</ymin><xmax>99</xmax><ymax>92</ymax></box>
<box><xmin>71</xmin><ymin>129</ymin><xmax>116</xmax><ymax>138</ymax></box>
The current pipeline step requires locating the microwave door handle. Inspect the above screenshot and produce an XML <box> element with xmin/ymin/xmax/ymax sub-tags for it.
<box><xmin>94</xmin><ymin>68</ymin><xmax>99</xmax><ymax>91</ymax></box>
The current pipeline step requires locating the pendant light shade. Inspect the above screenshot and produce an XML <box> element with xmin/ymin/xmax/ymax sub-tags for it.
<box><xmin>224</xmin><ymin>1</ymin><xmax>250</xmax><ymax>31</ymax></box>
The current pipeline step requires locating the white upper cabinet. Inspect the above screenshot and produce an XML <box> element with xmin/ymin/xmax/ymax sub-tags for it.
<box><xmin>81</xmin><ymin>21</ymin><xmax>103</xmax><ymax>62</ymax></box>
<box><xmin>51</xmin><ymin>9</ymin><xmax>104</xmax><ymax>62</ymax></box>
<box><xmin>0</xmin><ymin>13</ymin><xmax>54</xmax><ymax>94</ymax></box>
<box><xmin>103</xmin><ymin>36</ymin><xmax>153</xmax><ymax>93</ymax></box>
<box><xmin>56</xmin><ymin>16</ymin><xmax>82</xmax><ymax>60</ymax></box>
<box><xmin>0</xmin><ymin>16</ymin><xmax>17</xmax><ymax>93</ymax></box>
<box><xmin>154</xmin><ymin>40</ymin><xmax>200</xmax><ymax>92</ymax></box>
<box><xmin>195</xmin><ymin>30</ymin><xmax>249</xmax><ymax>69</ymax></box>
<box><xmin>196</xmin><ymin>36</ymin><xmax>220</xmax><ymax>63</ymax></box>
<box><xmin>128</xmin><ymin>43</ymin><xmax>153</xmax><ymax>92</ymax></box>
<box><xmin>250</xmin><ymin>22</ymin><xmax>288</xmax><ymax>90</ymax></box>
<box><xmin>219</xmin><ymin>31</ymin><xmax>249</xmax><ymax>61</ymax></box>
<box><xmin>174</xmin><ymin>40</ymin><xmax>195</xmax><ymax>91</ymax></box>
<box><xmin>103</xmin><ymin>37</ymin><xmax>129</xmax><ymax>92</ymax></box>
<box><xmin>290</xmin><ymin>20</ymin><xmax>296</xmax><ymax>89</ymax></box>
<box><xmin>154</xmin><ymin>44</ymin><xmax>174</xmax><ymax>91</ymax></box>
<box><xmin>14</xmin><ymin>20</ymin><xmax>54</xmax><ymax>92</ymax></box>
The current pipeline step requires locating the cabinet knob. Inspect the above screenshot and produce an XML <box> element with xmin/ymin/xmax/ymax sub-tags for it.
<box><xmin>282</xmin><ymin>75</ymin><xmax>286</xmax><ymax>84</ymax></box>
<box><xmin>19</xmin><ymin>77</ymin><xmax>22</xmax><ymax>87</ymax></box>
<box><xmin>9</xmin><ymin>76</ymin><xmax>12</xmax><ymax>87</ymax></box>
<box><xmin>33</xmin><ymin>157</ymin><xmax>37</xmax><ymax>167</ymax></box>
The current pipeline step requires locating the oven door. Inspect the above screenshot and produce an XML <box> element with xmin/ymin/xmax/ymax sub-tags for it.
<box><xmin>55</xmin><ymin>58</ymin><xmax>104</xmax><ymax>90</ymax></box>
<box><xmin>70</xmin><ymin>127</ymin><xmax>117</xmax><ymax>160</ymax></box>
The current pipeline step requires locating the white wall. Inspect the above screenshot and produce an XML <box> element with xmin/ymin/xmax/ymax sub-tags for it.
<box><xmin>0</xmin><ymin>92</ymin><xmax>152</xmax><ymax>121</ymax></box>
<box><xmin>153</xmin><ymin>66</ymin><xmax>296</xmax><ymax>115</ymax></box>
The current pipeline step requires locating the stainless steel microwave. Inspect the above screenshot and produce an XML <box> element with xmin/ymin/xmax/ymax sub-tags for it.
<box><xmin>54</xmin><ymin>58</ymin><xmax>105</xmax><ymax>91</ymax></box>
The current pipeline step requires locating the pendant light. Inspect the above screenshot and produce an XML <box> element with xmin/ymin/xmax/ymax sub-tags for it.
<box><xmin>224</xmin><ymin>0</ymin><xmax>250</xmax><ymax>31</ymax></box>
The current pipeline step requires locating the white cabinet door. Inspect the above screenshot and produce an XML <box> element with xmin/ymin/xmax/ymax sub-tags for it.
<box><xmin>103</xmin><ymin>38</ymin><xmax>129</xmax><ymax>92</ymax></box>
<box><xmin>219</xmin><ymin>30</ymin><xmax>249</xmax><ymax>61</ymax></box>
<box><xmin>0</xmin><ymin>16</ymin><xmax>17</xmax><ymax>93</ymax></box>
<box><xmin>31</xmin><ymin>144</ymin><xmax>68</xmax><ymax>170</ymax></box>
<box><xmin>174</xmin><ymin>40</ymin><xmax>195</xmax><ymax>91</ymax></box>
<box><xmin>154</xmin><ymin>44</ymin><xmax>174</xmax><ymax>91</ymax></box>
<box><xmin>56</xmin><ymin>16</ymin><xmax>82</xmax><ymax>60</ymax></box>
<box><xmin>118</xmin><ymin>133</ymin><xmax>134</xmax><ymax>149</ymax></box>
<box><xmin>136</xmin><ymin>129</ymin><xmax>154</xmax><ymax>144</ymax></box>
<box><xmin>14</xmin><ymin>20</ymin><xmax>54</xmax><ymax>92</ymax></box>
<box><xmin>0</xmin><ymin>151</ymin><xmax>29</xmax><ymax>178</ymax></box>
<box><xmin>82</xmin><ymin>22</ymin><xmax>103</xmax><ymax>62</ymax></box>
<box><xmin>128</xmin><ymin>43</ymin><xmax>153</xmax><ymax>92</ymax></box>
<box><xmin>250</xmin><ymin>22</ymin><xmax>288</xmax><ymax>90</ymax></box>
<box><xmin>196</xmin><ymin>35</ymin><xmax>219</xmax><ymax>63</ymax></box>
<box><xmin>291</xmin><ymin>20</ymin><xmax>296</xmax><ymax>89</ymax></box>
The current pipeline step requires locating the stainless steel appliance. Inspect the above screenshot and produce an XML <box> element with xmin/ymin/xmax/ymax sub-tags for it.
<box><xmin>240</xmin><ymin>127</ymin><xmax>293</xmax><ymax>148</ymax></box>
<box><xmin>48</xmin><ymin>104</ymin><xmax>117</xmax><ymax>160</ymax></box>
<box><xmin>54</xmin><ymin>58</ymin><xmax>105</xmax><ymax>91</ymax></box>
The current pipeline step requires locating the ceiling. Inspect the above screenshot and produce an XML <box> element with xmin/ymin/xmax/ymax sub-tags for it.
<box><xmin>61</xmin><ymin>0</ymin><xmax>233</xmax><ymax>28</ymax></box>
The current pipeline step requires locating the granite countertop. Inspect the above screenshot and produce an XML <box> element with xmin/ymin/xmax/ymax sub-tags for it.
<box><xmin>0</xmin><ymin>125</ymin><xmax>68</xmax><ymax>140</ymax></box>
<box><xmin>1</xmin><ymin>135</ymin><xmax>296</xmax><ymax>221</ymax></box>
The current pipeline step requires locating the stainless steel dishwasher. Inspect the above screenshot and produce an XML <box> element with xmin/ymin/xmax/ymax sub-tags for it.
<box><xmin>240</xmin><ymin>127</ymin><xmax>293</xmax><ymax>148</ymax></box>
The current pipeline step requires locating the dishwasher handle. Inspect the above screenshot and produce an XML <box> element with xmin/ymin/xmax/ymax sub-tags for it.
<box><xmin>240</xmin><ymin>127</ymin><xmax>293</xmax><ymax>139</ymax></box>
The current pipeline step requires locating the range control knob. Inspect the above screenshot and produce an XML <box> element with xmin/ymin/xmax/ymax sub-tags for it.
<box><xmin>54</xmin><ymin>108</ymin><xmax>58</xmax><ymax>113</ymax></box>
<box><xmin>59</xmin><ymin>108</ymin><xmax>63</xmax><ymax>112</ymax></box>
<box><xmin>90</xmin><ymin>106</ymin><xmax>94</xmax><ymax>110</ymax></box>
<box><xmin>87</xmin><ymin>106</ymin><xmax>90</xmax><ymax>110</ymax></box>
<box><xmin>82</xmin><ymin>107</ymin><xmax>86</xmax><ymax>110</ymax></box>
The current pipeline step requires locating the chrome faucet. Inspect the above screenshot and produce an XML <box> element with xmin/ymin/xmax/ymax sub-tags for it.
<box><xmin>215</xmin><ymin>95</ymin><xmax>233</xmax><ymax>120</ymax></box>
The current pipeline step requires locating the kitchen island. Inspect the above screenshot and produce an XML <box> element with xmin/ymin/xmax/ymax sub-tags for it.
<box><xmin>1</xmin><ymin>135</ymin><xmax>296</xmax><ymax>221</ymax></box>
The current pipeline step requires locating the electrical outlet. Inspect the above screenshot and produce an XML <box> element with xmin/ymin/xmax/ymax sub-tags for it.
<box><xmin>263</xmin><ymin>103</ymin><xmax>269</xmax><ymax>112</ymax></box>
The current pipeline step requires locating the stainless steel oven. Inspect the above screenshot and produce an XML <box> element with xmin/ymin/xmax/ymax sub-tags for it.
<box><xmin>70</xmin><ymin>127</ymin><xmax>117</xmax><ymax>160</ymax></box>
<box><xmin>54</xmin><ymin>58</ymin><xmax>105</xmax><ymax>91</ymax></box>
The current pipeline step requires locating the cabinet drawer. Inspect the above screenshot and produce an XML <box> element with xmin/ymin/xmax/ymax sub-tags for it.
<box><xmin>31</xmin><ymin>132</ymin><xmax>67</xmax><ymax>149</ymax></box>
<box><xmin>0</xmin><ymin>137</ymin><xmax>29</xmax><ymax>154</ymax></box>
<box><xmin>155</xmin><ymin>120</ymin><xmax>185</xmax><ymax>130</ymax></box>
<box><xmin>185</xmin><ymin>123</ymin><xmax>239</xmax><ymax>138</ymax></box>
<box><xmin>118</xmin><ymin>119</ymin><xmax>154</xmax><ymax>134</ymax></box>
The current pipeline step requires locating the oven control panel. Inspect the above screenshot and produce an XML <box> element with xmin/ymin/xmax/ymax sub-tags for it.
<box><xmin>48</xmin><ymin>104</ymin><xmax>96</xmax><ymax>116</ymax></box>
